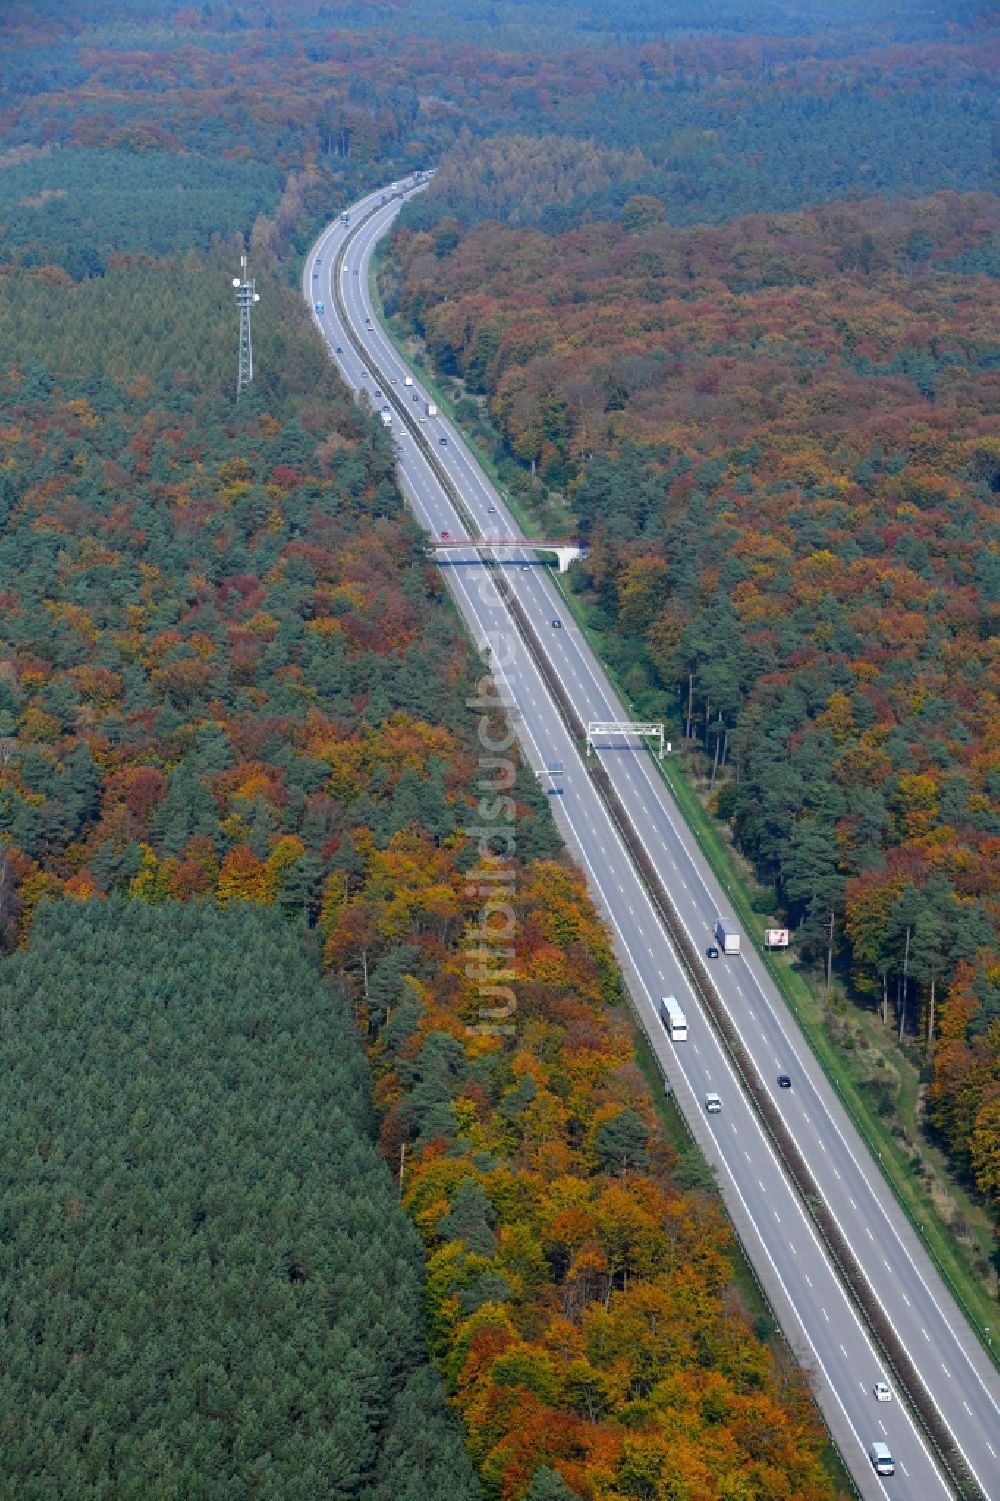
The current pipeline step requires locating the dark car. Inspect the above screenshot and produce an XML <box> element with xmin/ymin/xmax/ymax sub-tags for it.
<box><xmin>551</xmin><ymin>619</ymin><xmax>562</xmax><ymax>629</ymax></box>
<box><xmin>439</xmin><ymin>435</ymin><xmax>448</xmax><ymax>445</ymax></box>
<box><xmin>335</xmin><ymin>345</ymin><xmax>342</xmax><ymax>353</ymax></box>
<box><xmin>706</xmin><ymin>945</ymin><xmax>720</xmax><ymax>959</ymax></box>
<box><xmin>777</xmin><ymin>1074</ymin><xmax>792</xmax><ymax>1089</ymax></box>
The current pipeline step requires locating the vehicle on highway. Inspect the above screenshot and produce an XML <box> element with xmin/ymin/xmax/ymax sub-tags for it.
<box><xmin>312</xmin><ymin>271</ymin><xmax>318</xmax><ymax>279</ymax></box>
<box><xmin>714</xmin><ymin>917</ymin><xmax>741</xmax><ymax>955</ymax></box>
<box><xmin>425</xmin><ymin>401</ymin><xmax>438</xmax><ymax>417</ymax></box>
<box><xmin>366</xmin><ymin>318</ymin><xmax>373</xmax><ymax>328</ymax></box>
<box><xmin>335</xmin><ymin>346</ymin><xmax>342</xmax><ymax>353</ymax></box>
<box><xmin>551</xmin><ymin>618</ymin><xmax>562</xmax><ymax>628</ymax></box>
<box><xmin>316</xmin><ymin>257</ymin><xmax>322</xmax><ymax>264</ymax></box>
<box><xmin>777</xmin><ymin>1074</ymin><xmax>791</xmax><ymax>1089</ymax></box>
<box><xmin>404</xmin><ymin>375</ymin><xmax>413</xmax><ymax>386</ymax></box>
<box><xmin>706</xmin><ymin>945</ymin><xmax>720</xmax><ymax>959</ymax></box>
<box><xmin>873</xmin><ymin>1382</ymin><xmax>892</xmax><ymax>1402</ymax></box>
<box><xmin>353</xmin><ymin>268</ymin><xmax>358</xmax><ymax>274</ymax></box>
<box><xmin>705</xmin><ymin>1092</ymin><xmax>722</xmax><ymax>1114</ymax></box>
<box><xmin>412</xmin><ymin>392</ymin><xmax>419</xmax><ymax>401</ymax></box>
<box><xmin>520</xmin><ymin>565</ymin><xmax>529</xmax><ymax>572</ymax></box>
<box><xmin>659</xmin><ymin>995</ymin><xmax>688</xmax><ymax>1041</ymax></box>
<box><xmin>487</xmin><ymin>505</ymin><xmax>496</xmax><ymax>513</ymax></box>
<box><xmin>314</xmin><ymin>301</ymin><xmax>324</xmax><ymax>313</ymax></box>
<box><xmin>439</xmin><ymin>435</ymin><xmax>448</xmax><ymax>445</ymax></box>
<box><xmin>869</xmin><ymin>1441</ymin><xmax>894</xmax><ymax>1476</ymax></box>
<box><xmin>440</xmin><ymin>531</ymin><xmax>450</xmax><ymax>539</ymax></box>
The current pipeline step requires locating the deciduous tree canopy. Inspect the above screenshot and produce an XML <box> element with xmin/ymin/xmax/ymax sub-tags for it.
<box><xmin>388</xmin><ymin>190</ymin><xmax>1000</xmax><ymax>1234</ymax></box>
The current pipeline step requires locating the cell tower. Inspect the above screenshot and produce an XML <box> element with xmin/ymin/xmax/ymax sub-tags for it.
<box><xmin>232</xmin><ymin>253</ymin><xmax>260</xmax><ymax>398</ymax></box>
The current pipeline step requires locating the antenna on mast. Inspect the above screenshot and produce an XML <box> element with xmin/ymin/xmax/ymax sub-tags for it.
<box><xmin>233</xmin><ymin>252</ymin><xmax>260</xmax><ymax>398</ymax></box>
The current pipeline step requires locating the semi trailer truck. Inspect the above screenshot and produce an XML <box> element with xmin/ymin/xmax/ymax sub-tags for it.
<box><xmin>714</xmin><ymin>918</ymin><xmax>741</xmax><ymax>955</ymax></box>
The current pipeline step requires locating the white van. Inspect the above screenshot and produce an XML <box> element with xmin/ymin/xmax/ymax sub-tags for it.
<box><xmin>869</xmin><ymin>1441</ymin><xmax>894</xmax><ymax>1476</ymax></box>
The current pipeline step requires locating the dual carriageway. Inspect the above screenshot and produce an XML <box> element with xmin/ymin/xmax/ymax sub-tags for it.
<box><xmin>304</xmin><ymin>181</ymin><xmax>1000</xmax><ymax>1501</ymax></box>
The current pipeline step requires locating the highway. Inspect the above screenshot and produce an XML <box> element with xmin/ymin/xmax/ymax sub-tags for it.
<box><xmin>304</xmin><ymin>182</ymin><xmax>1000</xmax><ymax>1500</ymax></box>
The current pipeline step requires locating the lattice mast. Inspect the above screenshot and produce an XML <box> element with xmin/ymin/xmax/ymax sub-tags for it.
<box><xmin>233</xmin><ymin>254</ymin><xmax>260</xmax><ymax>397</ymax></box>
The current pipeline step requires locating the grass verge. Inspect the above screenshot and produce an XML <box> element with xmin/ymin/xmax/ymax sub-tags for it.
<box><xmin>655</xmin><ymin>752</ymin><xmax>999</xmax><ymax>1361</ymax></box>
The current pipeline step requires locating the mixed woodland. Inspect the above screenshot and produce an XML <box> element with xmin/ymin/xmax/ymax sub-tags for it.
<box><xmin>0</xmin><ymin>225</ymin><xmax>835</xmax><ymax>1499</ymax></box>
<box><xmin>0</xmin><ymin>0</ymin><xmax>996</xmax><ymax>1493</ymax></box>
<box><xmin>387</xmin><ymin>189</ymin><xmax>1000</xmax><ymax>1235</ymax></box>
<box><xmin>388</xmin><ymin>186</ymin><xmax>1000</xmax><ymax>1227</ymax></box>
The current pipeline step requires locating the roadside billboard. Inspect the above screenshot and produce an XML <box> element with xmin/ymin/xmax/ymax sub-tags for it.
<box><xmin>765</xmin><ymin>928</ymin><xmax>790</xmax><ymax>948</ymax></box>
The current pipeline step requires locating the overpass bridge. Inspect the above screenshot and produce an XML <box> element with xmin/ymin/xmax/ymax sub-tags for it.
<box><xmin>429</xmin><ymin>536</ymin><xmax>587</xmax><ymax>573</ymax></box>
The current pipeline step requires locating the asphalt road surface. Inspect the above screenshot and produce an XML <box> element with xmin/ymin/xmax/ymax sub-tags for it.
<box><xmin>304</xmin><ymin>183</ymin><xmax>1000</xmax><ymax>1501</ymax></box>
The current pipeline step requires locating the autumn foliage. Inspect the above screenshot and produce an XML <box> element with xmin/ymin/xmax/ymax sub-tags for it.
<box><xmin>388</xmin><ymin>192</ymin><xmax>1000</xmax><ymax>1231</ymax></box>
<box><xmin>324</xmin><ymin>838</ymin><xmax>835</xmax><ymax>1499</ymax></box>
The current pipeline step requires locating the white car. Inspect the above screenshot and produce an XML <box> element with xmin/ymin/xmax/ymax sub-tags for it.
<box><xmin>873</xmin><ymin>1382</ymin><xmax>892</xmax><ymax>1403</ymax></box>
<box><xmin>705</xmin><ymin>1092</ymin><xmax>722</xmax><ymax>1114</ymax></box>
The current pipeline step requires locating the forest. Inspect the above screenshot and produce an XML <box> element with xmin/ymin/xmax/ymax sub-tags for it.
<box><xmin>1</xmin><ymin>0</ymin><xmax>994</xmax><ymax>278</ymax></box>
<box><xmin>335</xmin><ymin>853</ymin><xmax>836</xmax><ymax>1500</ymax></box>
<box><xmin>386</xmin><ymin>189</ymin><xmax>1000</xmax><ymax>1235</ymax></box>
<box><xmin>0</xmin><ymin>900</ymin><xmax>480</xmax><ymax>1500</ymax></box>
<box><xmin>0</xmin><ymin>236</ymin><xmax>837</xmax><ymax>1494</ymax></box>
<box><xmin>1</xmin><ymin>0</ymin><xmax>996</xmax><ymax>1492</ymax></box>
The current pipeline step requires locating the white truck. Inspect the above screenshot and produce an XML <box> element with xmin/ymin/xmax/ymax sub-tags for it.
<box><xmin>714</xmin><ymin>918</ymin><xmax>741</xmax><ymax>956</ymax></box>
<box><xmin>425</xmin><ymin>401</ymin><xmax>438</xmax><ymax>418</ymax></box>
<box><xmin>659</xmin><ymin>995</ymin><xmax>688</xmax><ymax>1041</ymax></box>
